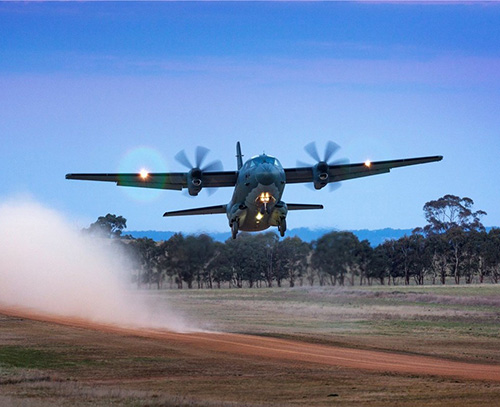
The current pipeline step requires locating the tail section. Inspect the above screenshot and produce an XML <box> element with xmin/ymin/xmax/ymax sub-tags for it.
<box><xmin>236</xmin><ymin>141</ymin><xmax>243</xmax><ymax>170</ymax></box>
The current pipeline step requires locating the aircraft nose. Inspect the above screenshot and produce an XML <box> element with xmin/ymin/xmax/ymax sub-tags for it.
<box><xmin>256</xmin><ymin>163</ymin><xmax>278</xmax><ymax>185</ymax></box>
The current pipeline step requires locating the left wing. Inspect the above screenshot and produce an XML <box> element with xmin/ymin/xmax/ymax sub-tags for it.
<box><xmin>65</xmin><ymin>171</ymin><xmax>238</xmax><ymax>190</ymax></box>
<box><xmin>284</xmin><ymin>155</ymin><xmax>443</xmax><ymax>184</ymax></box>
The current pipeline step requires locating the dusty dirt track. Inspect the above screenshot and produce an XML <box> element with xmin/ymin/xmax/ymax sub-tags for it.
<box><xmin>2</xmin><ymin>305</ymin><xmax>500</xmax><ymax>383</ymax></box>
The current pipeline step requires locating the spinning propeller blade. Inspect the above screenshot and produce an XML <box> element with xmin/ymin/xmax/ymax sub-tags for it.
<box><xmin>175</xmin><ymin>146</ymin><xmax>223</xmax><ymax>196</ymax></box>
<box><xmin>301</xmin><ymin>140</ymin><xmax>349</xmax><ymax>191</ymax></box>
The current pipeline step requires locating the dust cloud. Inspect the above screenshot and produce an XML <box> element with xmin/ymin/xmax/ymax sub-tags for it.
<box><xmin>0</xmin><ymin>197</ymin><xmax>197</xmax><ymax>332</ymax></box>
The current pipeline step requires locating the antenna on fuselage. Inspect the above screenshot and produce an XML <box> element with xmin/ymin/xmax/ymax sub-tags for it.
<box><xmin>236</xmin><ymin>141</ymin><xmax>243</xmax><ymax>170</ymax></box>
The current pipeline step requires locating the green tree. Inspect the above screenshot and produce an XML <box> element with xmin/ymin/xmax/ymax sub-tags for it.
<box><xmin>408</xmin><ymin>233</ymin><xmax>431</xmax><ymax>285</ymax></box>
<box><xmin>223</xmin><ymin>233</ymin><xmax>275</xmax><ymax>288</ymax></box>
<box><xmin>414</xmin><ymin>195</ymin><xmax>487</xmax><ymax>284</ymax></box>
<box><xmin>132</xmin><ymin>237</ymin><xmax>159</xmax><ymax>288</ymax></box>
<box><xmin>356</xmin><ymin>239</ymin><xmax>373</xmax><ymax>286</ymax></box>
<box><xmin>419</xmin><ymin>195</ymin><xmax>487</xmax><ymax>235</ymax></box>
<box><xmin>387</xmin><ymin>234</ymin><xmax>430</xmax><ymax>285</ymax></box>
<box><xmin>223</xmin><ymin>234</ymin><xmax>251</xmax><ymax>288</ymax></box>
<box><xmin>369</xmin><ymin>243</ymin><xmax>391</xmax><ymax>285</ymax></box>
<box><xmin>184</xmin><ymin>234</ymin><xmax>216</xmax><ymax>289</ymax></box>
<box><xmin>312</xmin><ymin>231</ymin><xmax>361</xmax><ymax>286</ymax></box>
<box><xmin>164</xmin><ymin>233</ymin><xmax>189</xmax><ymax>289</ymax></box>
<box><xmin>484</xmin><ymin>228</ymin><xmax>500</xmax><ymax>283</ymax></box>
<box><xmin>206</xmin><ymin>242</ymin><xmax>234</xmax><ymax>288</ymax></box>
<box><xmin>254</xmin><ymin>232</ymin><xmax>279</xmax><ymax>287</ymax></box>
<box><xmin>383</xmin><ymin>240</ymin><xmax>405</xmax><ymax>285</ymax></box>
<box><xmin>424</xmin><ymin>234</ymin><xmax>449</xmax><ymax>285</ymax></box>
<box><xmin>274</xmin><ymin>237</ymin><xmax>310</xmax><ymax>287</ymax></box>
<box><xmin>461</xmin><ymin>231</ymin><xmax>487</xmax><ymax>284</ymax></box>
<box><xmin>84</xmin><ymin>213</ymin><xmax>127</xmax><ymax>238</ymax></box>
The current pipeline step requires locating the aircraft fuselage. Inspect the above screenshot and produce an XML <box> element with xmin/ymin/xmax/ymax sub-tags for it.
<box><xmin>226</xmin><ymin>154</ymin><xmax>287</xmax><ymax>235</ymax></box>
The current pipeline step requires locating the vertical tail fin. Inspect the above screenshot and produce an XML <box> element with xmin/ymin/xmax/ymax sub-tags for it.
<box><xmin>236</xmin><ymin>141</ymin><xmax>243</xmax><ymax>170</ymax></box>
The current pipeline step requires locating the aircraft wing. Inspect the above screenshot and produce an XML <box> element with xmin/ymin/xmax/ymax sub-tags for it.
<box><xmin>284</xmin><ymin>155</ymin><xmax>443</xmax><ymax>184</ymax></box>
<box><xmin>65</xmin><ymin>171</ymin><xmax>238</xmax><ymax>190</ymax></box>
<box><xmin>163</xmin><ymin>205</ymin><xmax>227</xmax><ymax>217</ymax></box>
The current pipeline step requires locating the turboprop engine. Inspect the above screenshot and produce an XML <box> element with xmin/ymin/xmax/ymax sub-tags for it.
<box><xmin>312</xmin><ymin>161</ymin><xmax>330</xmax><ymax>190</ymax></box>
<box><xmin>187</xmin><ymin>168</ymin><xmax>203</xmax><ymax>196</ymax></box>
<box><xmin>299</xmin><ymin>141</ymin><xmax>349</xmax><ymax>192</ymax></box>
<box><xmin>175</xmin><ymin>146</ymin><xmax>223</xmax><ymax>196</ymax></box>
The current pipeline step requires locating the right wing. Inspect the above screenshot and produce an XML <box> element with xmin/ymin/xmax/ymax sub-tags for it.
<box><xmin>65</xmin><ymin>171</ymin><xmax>238</xmax><ymax>190</ymax></box>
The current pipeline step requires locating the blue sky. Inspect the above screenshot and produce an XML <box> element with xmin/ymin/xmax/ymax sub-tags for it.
<box><xmin>1</xmin><ymin>2</ymin><xmax>499</xmax><ymax>233</ymax></box>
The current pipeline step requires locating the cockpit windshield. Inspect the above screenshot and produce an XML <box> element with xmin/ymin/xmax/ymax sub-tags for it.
<box><xmin>247</xmin><ymin>155</ymin><xmax>282</xmax><ymax>168</ymax></box>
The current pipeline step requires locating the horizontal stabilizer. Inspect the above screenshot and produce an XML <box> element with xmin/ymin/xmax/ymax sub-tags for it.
<box><xmin>163</xmin><ymin>204</ymin><xmax>227</xmax><ymax>217</ymax></box>
<box><xmin>287</xmin><ymin>203</ymin><xmax>324</xmax><ymax>211</ymax></box>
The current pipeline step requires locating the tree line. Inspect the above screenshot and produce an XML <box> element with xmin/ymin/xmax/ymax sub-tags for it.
<box><xmin>86</xmin><ymin>195</ymin><xmax>500</xmax><ymax>288</ymax></box>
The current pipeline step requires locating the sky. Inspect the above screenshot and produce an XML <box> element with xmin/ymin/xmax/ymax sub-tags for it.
<box><xmin>1</xmin><ymin>2</ymin><xmax>500</xmax><ymax>234</ymax></box>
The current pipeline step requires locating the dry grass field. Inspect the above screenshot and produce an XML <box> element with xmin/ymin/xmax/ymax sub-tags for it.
<box><xmin>1</xmin><ymin>285</ymin><xmax>500</xmax><ymax>406</ymax></box>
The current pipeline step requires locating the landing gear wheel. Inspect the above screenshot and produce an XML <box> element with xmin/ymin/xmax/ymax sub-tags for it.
<box><xmin>278</xmin><ymin>218</ymin><xmax>287</xmax><ymax>237</ymax></box>
<box><xmin>231</xmin><ymin>221</ymin><xmax>239</xmax><ymax>239</ymax></box>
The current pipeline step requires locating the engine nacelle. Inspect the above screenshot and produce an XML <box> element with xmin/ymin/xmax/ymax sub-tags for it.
<box><xmin>312</xmin><ymin>161</ymin><xmax>329</xmax><ymax>190</ymax></box>
<box><xmin>187</xmin><ymin>168</ymin><xmax>203</xmax><ymax>196</ymax></box>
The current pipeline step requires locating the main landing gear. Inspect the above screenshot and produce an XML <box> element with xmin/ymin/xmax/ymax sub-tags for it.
<box><xmin>231</xmin><ymin>220</ymin><xmax>239</xmax><ymax>239</ymax></box>
<box><xmin>278</xmin><ymin>218</ymin><xmax>287</xmax><ymax>237</ymax></box>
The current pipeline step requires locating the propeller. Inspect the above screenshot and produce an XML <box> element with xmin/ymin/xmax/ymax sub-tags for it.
<box><xmin>298</xmin><ymin>141</ymin><xmax>349</xmax><ymax>191</ymax></box>
<box><xmin>175</xmin><ymin>146</ymin><xmax>223</xmax><ymax>172</ymax></box>
<box><xmin>304</xmin><ymin>141</ymin><xmax>348</xmax><ymax>166</ymax></box>
<box><xmin>174</xmin><ymin>146</ymin><xmax>223</xmax><ymax>196</ymax></box>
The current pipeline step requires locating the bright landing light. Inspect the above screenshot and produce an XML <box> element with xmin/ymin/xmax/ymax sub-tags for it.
<box><xmin>139</xmin><ymin>169</ymin><xmax>149</xmax><ymax>179</ymax></box>
<box><xmin>259</xmin><ymin>192</ymin><xmax>271</xmax><ymax>204</ymax></box>
<box><xmin>364</xmin><ymin>160</ymin><xmax>372</xmax><ymax>168</ymax></box>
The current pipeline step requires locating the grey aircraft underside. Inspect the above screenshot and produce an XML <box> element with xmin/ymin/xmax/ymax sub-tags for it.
<box><xmin>66</xmin><ymin>141</ymin><xmax>443</xmax><ymax>239</ymax></box>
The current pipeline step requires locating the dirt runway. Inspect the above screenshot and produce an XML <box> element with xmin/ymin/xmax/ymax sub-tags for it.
<box><xmin>2</xmin><ymin>305</ymin><xmax>500</xmax><ymax>383</ymax></box>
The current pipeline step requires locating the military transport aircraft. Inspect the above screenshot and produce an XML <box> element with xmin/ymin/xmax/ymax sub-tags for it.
<box><xmin>66</xmin><ymin>141</ymin><xmax>442</xmax><ymax>239</ymax></box>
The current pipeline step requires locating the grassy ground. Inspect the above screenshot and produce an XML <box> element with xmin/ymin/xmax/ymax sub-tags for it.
<box><xmin>1</xmin><ymin>285</ymin><xmax>500</xmax><ymax>406</ymax></box>
<box><xmin>152</xmin><ymin>285</ymin><xmax>500</xmax><ymax>363</ymax></box>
